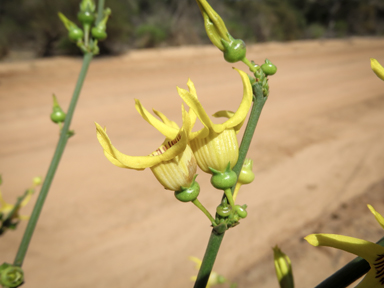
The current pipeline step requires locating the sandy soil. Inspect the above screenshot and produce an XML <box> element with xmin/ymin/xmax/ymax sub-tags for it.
<box><xmin>1</xmin><ymin>37</ymin><xmax>384</xmax><ymax>288</ymax></box>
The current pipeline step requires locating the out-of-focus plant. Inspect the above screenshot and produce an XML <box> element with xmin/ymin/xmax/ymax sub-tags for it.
<box><xmin>0</xmin><ymin>1</ymin><xmax>109</xmax><ymax>287</ymax></box>
<box><xmin>0</xmin><ymin>176</ymin><xmax>42</xmax><ymax>236</ymax></box>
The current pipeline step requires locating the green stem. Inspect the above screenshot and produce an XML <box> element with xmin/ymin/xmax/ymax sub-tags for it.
<box><xmin>193</xmin><ymin>85</ymin><xmax>267</xmax><ymax>288</ymax></box>
<box><xmin>224</xmin><ymin>188</ymin><xmax>235</xmax><ymax>209</ymax></box>
<box><xmin>315</xmin><ymin>236</ymin><xmax>384</xmax><ymax>288</ymax></box>
<box><xmin>84</xmin><ymin>24</ymin><xmax>90</xmax><ymax>47</ymax></box>
<box><xmin>13</xmin><ymin>52</ymin><xmax>93</xmax><ymax>267</ymax></box>
<box><xmin>192</xmin><ymin>198</ymin><xmax>217</xmax><ymax>226</ymax></box>
<box><xmin>242</xmin><ymin>57</ymin><xmax>256</xmax><ymax>73</ymax></box>
<box><xmin>96</xmin><ymin>0</ymin><xmax>105</xmax><ymax>25</ymax></box>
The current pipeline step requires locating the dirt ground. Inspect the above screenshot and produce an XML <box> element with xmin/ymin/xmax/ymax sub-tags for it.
<box><xmin>1</xmin><ymin>37</ymin><xmax>384</xmax><ymax>288</ymax></box>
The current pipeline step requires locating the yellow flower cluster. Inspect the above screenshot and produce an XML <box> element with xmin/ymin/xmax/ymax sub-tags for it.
<box><xmin>95</xmin><ymin>68</ymin><xmax>252</xmax><ymax>192</ymax></box>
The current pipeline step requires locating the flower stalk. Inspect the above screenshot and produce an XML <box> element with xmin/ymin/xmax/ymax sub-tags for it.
<box><xmin>193</xmin><ymin>84</ymin><xmax>267</xmax><ymax>288</ymax></box>
<box><xmin>13</xmin><ymin>52</ymin><xmax>93</xmax><ymax>267</ymax></box>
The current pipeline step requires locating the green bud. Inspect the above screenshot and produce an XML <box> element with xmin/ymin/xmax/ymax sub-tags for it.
<box><xmin>235</xmin><ymin>205</ymin><xmax>247</xmax><ymax>218</ymax></box>
<box><xmin>273</xmin><ymin>246</ymin><xmax>294</xmax><ymax>288</ymax></box>
<box><xmin>68</xmin><ymin>27</ymin><xmax>84</xmax><ymax>42</ymax></box>
<box><xmin>91</xmin><ymin>8</ymin><xmax>111</xmax><ymax>40</ymax></box>
<box><xmin>79</xmin><ymin>0</ymin><xmax>96</xmax><ymax>13</ymax></box>
<box><xmin>196</xmin><ymin>0</ymin><xmax>230</xmax><ymax>51</ymax></box>
<box><xmin>0</xmin><ymin>264</ymin><xmax>24</xmax><ymax>288</ymax></box>
<box><xmin>261</xmin><ymin>59</ymin><xmax>277</xmax><ymax>76</ymax></box>
<box><xmin>78</xmin><ymin>11</ymin><xmax>95</xmax><ymax>26</ymax></box>
<box><xmin>50</xmin><ymin>94</ymin><xmax>66</xmax><ymax>124</ymax></box>
<box><xmin>238</xmin><ymin>159</ymin><xmax>255</xmax><ymax>185</ymax></box>
<box><xmin>91</xmin><ymin>27</ymin><xmax>107</xmax><ymax>40</ymax></box>
<box><xmin>222</xmin><ymin>35</ymin><xmax>246</xmax><ymax>63</ymax></box>
<box><xmin>174</xmin><ymin>176</ymin><xmax>200</xmax><ymax>202</ymax></box>
<box><xmin>209</xmin><ymin>163</ymin><xmax>237</xmax><ymax>190</ymax></box>
<box><xmin>58</xmin><ymin>12</ymin><xmax>84</xmax><ymax>42</ymax></box>
<box><xmin>216</xmin><ymin>205</ymin><xmax>231</xmax><ymax>217</ymax></box>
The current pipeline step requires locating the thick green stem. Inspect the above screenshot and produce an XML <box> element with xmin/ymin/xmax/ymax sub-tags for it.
<box><xmin>193</xmin><ymin>85</ymin><xmax>266</xmax><ymax>288</ymax></box>
<box><xmin>192</xmin><ymin>198</ymin><xmax>217</xmax><ymax>226</ymax></box>
<box><xmin>13</xmin><ymin>52</ymin><xmax>93</xmax><ymax>267</ymax></box>
<box><xmin>315</xmin><ymin>236</ymin><xmax>384</xmax><ymax>288</ymax></box>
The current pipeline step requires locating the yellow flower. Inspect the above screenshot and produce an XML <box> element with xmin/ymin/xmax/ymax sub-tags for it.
<box><xmin>371</xmin><ymin>58</ymin><xmax>384</xmax><ymax>81</ymax></box>
<box><xmin>189</xmin><ymin>256</ymin><xmax>226</xmax><ymax>288</ymax></box>
<box><xmin>305</xmin><ymin>204</ymin><xmax>384</xmax><ymax>288</ymax></box>
<box><xmin>273</xmin><ymin>246</ymin><xmax>294</xmax><ymax>288</ymax></box>
<box><xmin>177</xmin><ymin>68</ymin><xmax>253</xmax><ymax>173</ymax></box>
<box><xmin>95</xmin><ymin>103</ymin><xmax>197</xmax><ymax>192</ymax></box>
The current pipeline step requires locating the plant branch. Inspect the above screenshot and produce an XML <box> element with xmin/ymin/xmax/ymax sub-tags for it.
<box><xmin>193</xmin><ymin>84</ymin><xmax>267</xmax><ymax>288</ymax></box>
<box><xmin>13</xmin><ymin>52</ymin><xmax>93</xmax><ymax>267</ymax></box>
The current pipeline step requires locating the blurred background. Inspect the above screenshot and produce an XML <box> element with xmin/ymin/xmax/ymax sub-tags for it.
<box><xmin>2</xmin><ymin>1</ymin><xmax>384</xmax><ymax>288</ymax></box>
<box><xmin>1</xmin><ymin>0</ymin><xmax>384</xmax><ymax>59</ymax></box>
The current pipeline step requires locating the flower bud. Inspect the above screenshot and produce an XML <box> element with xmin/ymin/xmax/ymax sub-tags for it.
<box><xmin>238</xmin><ymin>159</ymin><xmax>255</xmax><ymax>185</ymax></box>
<box><xmin>50</xmin><ymin>94</ymin><xmax>66</xmax><ymax>123</ymax></box>
<box><xmin>78</xmin><ymin>10</ymin><xmax>95</xmax><ymax>26</ymax></box>
<box><xmin>196</xmin><ymin>0</ymin><xmax>246</xmax><ymax>63</ymax></box>
<box><xmin>216</xmin><ymin>205</ymin><xmax>231</xmax><ymax>217</ymax></box>
<box><xmin>58</xmin><ymin>12</ymin><xmax>84</xmax><ymax>42</ymax></box>
<box><xmin>261</xmin><ymin>59</ymin><xmax>277</xmax><ymax>76</ymax></box>
<box><xmin>234</xmin><ymin>204</ymin><xmax>247</xmax><ymax>218</ymax></box>
<box><xmin>0</xmin><ymin>263</ymin><xmax>24</xmax><ymax>288</ymax></box>
<box><xmin>273</xmin><ymin>246</ymin><xmax>294</xmax><ymax>288</ymax></box>
<box><xmin>79</xmin><ymin>0</ymin><xmax>96</xmax><ymax>13</ymax></box>
<box><xmin>91</xmin><ymin>8</ymin><xmax>111</xmax><ymax>40</ymax></box>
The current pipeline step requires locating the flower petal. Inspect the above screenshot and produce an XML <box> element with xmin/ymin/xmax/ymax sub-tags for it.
<box><xmin>186</xmin><ymin>78</ymin><xmax>198</xmax><ymax>128</ymax></box>
<box><xmin>305</xmin><ymin>234</ymin><xmax>384</xmax><ymax>264</ymax></box>
<box><xmin>177</xmin><ymin>87</ymin><xmax>225</xmax><ymax>134</ymax></box>
<box><xmin>177</xmin><ymin>68</ymin><xmax>252</xmax><ymax>138</ymax></box>
<box><xmin>152</xmin><ymin>108</ymin><xmax>179</xmax><ymax>129</ymax></box>
<box><xmin>368</xmin><ymin>204</ymin><xmax>384</xmax><ymax>230</ymax></box>
<box><xmin>221</xmin><ymin>68</ymin><xmax>253</xmax><ymax>132</ymax></box>
<box><xmin>371</xmin><ymin>58</ymin><xmax>384</xmax><ymax>81</ymax></box>
<box><xmin>95</xmin><ymin>124</ymin><xmax>131</xmax><ymax>168</ymax></box>
<box><xmin>95</xmin><ymin>121</ymin><xmax>188</xmax><ymax>170</ymax></box>
<box><xmin>134</xmin><ymin>99</ymin><xmax>179</xmax><ymax>139</ymax></box>
<box><xmin>212</xmin><ymin>110</ymin><xmax>245</xmax><ymax>134</ymax></box>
